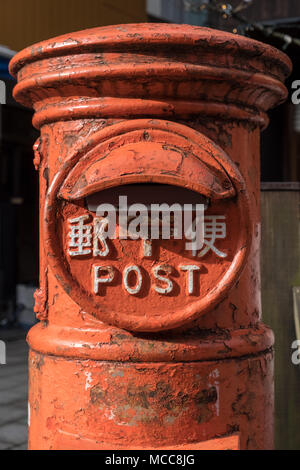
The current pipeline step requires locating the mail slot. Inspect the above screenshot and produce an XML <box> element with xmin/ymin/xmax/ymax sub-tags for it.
<box><xmin>10</xmin><ymin>23</ymin><xmax>291</xmax><ymax>450</ymax></box>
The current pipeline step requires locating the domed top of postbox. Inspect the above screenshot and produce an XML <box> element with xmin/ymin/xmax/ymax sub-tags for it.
<box><xmin>10</xmin><ymin>23</ymin><xmax>292</xmax><ymax>129</ymax></box>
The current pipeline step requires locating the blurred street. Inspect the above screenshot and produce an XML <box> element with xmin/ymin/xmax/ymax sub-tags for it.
<box><xmin>0</xmin><ymin>329</ymin><xmax>28</xmax><ymax>449</ymax></box>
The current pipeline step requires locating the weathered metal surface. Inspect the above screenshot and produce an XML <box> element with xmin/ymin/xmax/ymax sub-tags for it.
<box><xmin>28</xmin><ymin>350</ymin><xmax>273</xmax><ymax>450</ymax></box>
<box><xmin>10</xmin><ymin>23</ymin><xmax>291</xmax><ymax>450</ymax></box>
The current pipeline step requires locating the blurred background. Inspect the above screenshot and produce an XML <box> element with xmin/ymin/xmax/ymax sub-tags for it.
<box><xmin>0</xmin><ymin>0</ymin><xmax>299</xmax><ymax>450</ymax></box>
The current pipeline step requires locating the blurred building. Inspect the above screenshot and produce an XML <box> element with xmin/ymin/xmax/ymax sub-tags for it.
<box><xmin>0</xmin><ymin>0</ymin><xmax>146</xmax><ymax>51</ymax></box>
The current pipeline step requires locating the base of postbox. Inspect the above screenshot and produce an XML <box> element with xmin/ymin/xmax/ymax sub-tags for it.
<box><xmin>28</xmin><ymin>347</ymin><xmax>273</xmax><ymax>450</ymax></box>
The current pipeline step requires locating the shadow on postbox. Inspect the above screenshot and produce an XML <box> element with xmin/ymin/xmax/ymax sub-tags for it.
<box><xmin>44</xmin><ymin>120</ymin><xmax>252</xmax><ymax>332</ymax></box>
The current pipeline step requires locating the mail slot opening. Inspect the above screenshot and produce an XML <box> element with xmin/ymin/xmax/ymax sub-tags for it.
<box><xmin>86</xmin><ymin>184</ymin><xmax>210</xmax><ymax>212</ymax></box>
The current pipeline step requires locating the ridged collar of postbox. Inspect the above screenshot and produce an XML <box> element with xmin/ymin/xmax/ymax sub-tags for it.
<box><xmin>9</xmin><ymin>23</ymin><xmax>292</xmax><ymax>129</ymax></box>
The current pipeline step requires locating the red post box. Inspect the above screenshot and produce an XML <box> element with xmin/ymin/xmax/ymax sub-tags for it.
<box><xmin>10</xmin><ymin>23</ymin><xmax>291</xmax><ymax>450</ymax></box>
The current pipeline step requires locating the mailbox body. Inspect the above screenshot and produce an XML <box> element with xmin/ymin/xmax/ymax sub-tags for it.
<box><xmin>10</xmin><ymin>24</ymin><xmax>291</xmax><ymax>450</ymax></box>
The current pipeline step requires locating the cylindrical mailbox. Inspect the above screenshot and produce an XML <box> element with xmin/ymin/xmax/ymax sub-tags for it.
<box><xmin>10</xmin><ymin>24</ymin><xmax>291</xmax><ymax>450</ymax></box>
